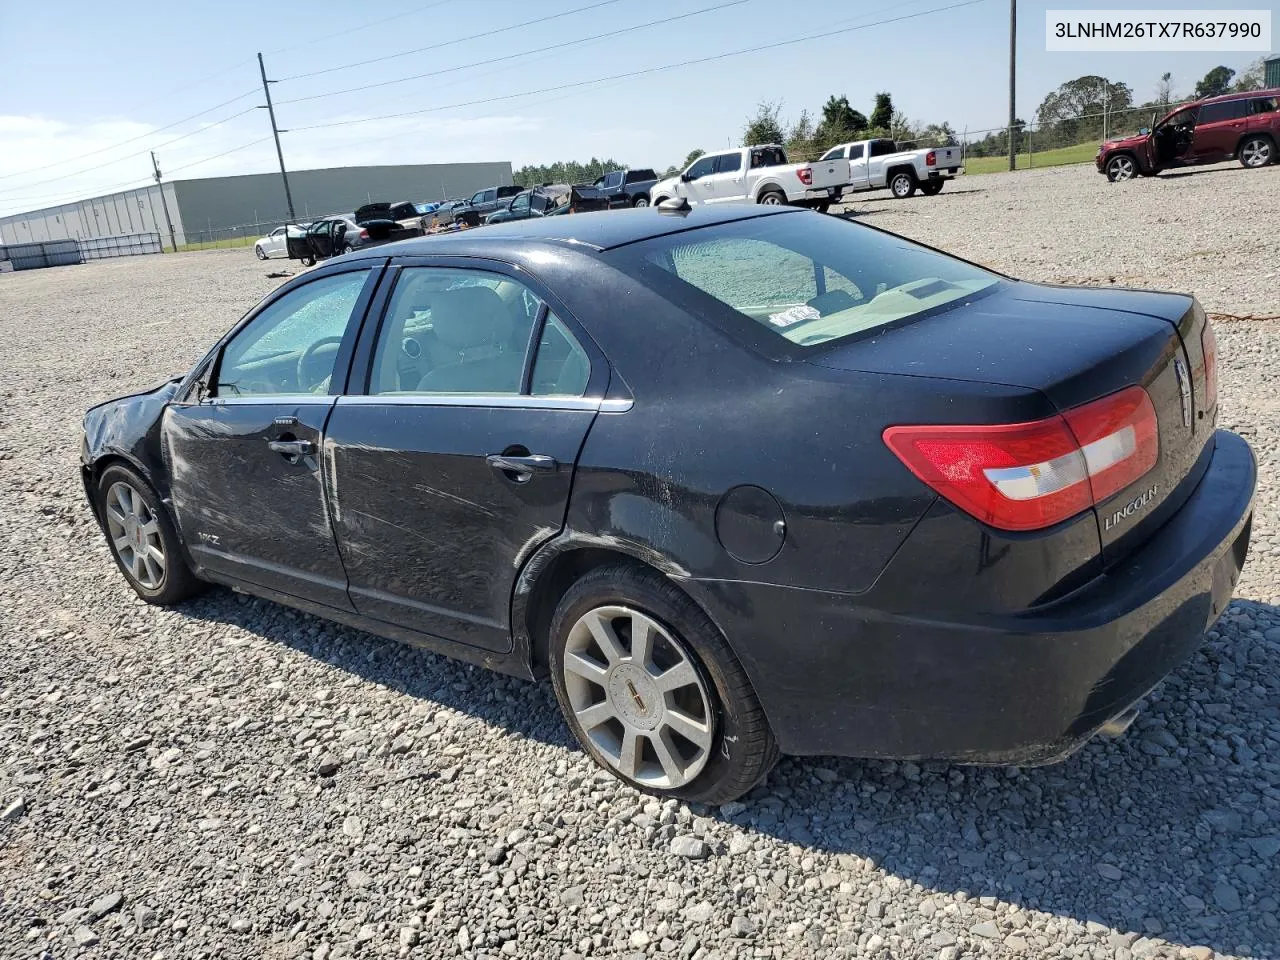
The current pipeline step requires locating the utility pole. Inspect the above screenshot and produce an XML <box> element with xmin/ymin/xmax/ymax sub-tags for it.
<box><xmin>258</xmin><ymin>52</ymin><xmax>296</xmax><ymax>221</ymax></box>
<box><xmin>1008</xmin><ymin>0</ymin><xmax>1017</xmax><ymax>171</ymax></box>
<box><xmin>150</xmin><ymin>151</ymin><xmax>178</xmax><ymax>253</ymax></box>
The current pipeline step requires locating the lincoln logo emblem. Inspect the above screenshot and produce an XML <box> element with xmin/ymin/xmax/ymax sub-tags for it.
<box><xmin>1105</xmin><ymin>484</ymin><xmax>1160</xmax><ymax>531</ymax></box>
<box><xmin>626</xmin><ymin>680</ymin><xmax>647</xmax><ymax>713</ymax></box>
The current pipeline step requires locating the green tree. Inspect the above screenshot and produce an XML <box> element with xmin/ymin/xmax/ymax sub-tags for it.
<box><xmin>869</xmin><ymin>92</ymin><xmax>894</xmax><ymax>131</ymax></box>
<box><xmin>742</xmin><ymin>101</ymin><xmax>785</xmax><ymax>146</ymax></box>
<box><xmin>918</xmin><ymin>122</ymin><xmax>957</xmax><ymax>146</ymax></box>
<box><xmin>1036</xmin><ymin>75</ymin><xmax>1133</xmax><ymax>144</ymax></box>
<box><xmin>683</xmin><ymin>148</ymin><xmax>705</xmax><ymax>167</ymax></box>
<box><xmin>1194</xmin><ymin>65</ymin><xmax>1235</xmax><ymax>99</ymax></box>
<box><xmin>512</xmin><ymin>157</ymin><xmax>624</xmax><ymax>187</ymax></box>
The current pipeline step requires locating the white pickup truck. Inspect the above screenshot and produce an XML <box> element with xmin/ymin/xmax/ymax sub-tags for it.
<box><xmin>818</xmin><ymin>137</ymin><xmax>964</xmax><ymax>200</ymax></box>
<box><xmin>649</xmin><ymin>144</ymin><xmax>846</xmax><ymax>212</ymax></box>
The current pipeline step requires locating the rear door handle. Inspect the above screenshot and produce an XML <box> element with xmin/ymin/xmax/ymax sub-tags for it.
<box><xmin>486</xmin><ymin>453</ymin><xmax>557</xmax><ymax>479</ymax></box>
<box><xmin>268</xmin><ymin>439</ymin><xmax>315</xmax><ymax>457</ymax></box>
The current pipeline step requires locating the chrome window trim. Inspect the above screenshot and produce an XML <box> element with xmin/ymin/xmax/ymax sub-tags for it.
<box><xmin>195</xmin><ymin>394</ymin><xmax>337</xmax><ymax>407</ymax></box>
<box><xmin>335</xmin><ymin>394</ymin><xmax>631</xmax><ymax>412</ymax></box>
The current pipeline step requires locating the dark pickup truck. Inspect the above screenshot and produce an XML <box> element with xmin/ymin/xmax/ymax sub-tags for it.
<box><xmin>484</xmin><ymin>183</ymin><xmax>610</xmax><ymax>224</ymax></box>
<box><xmin>285</xmin><ymin>203</ymin><xmax>422</xmax><ymax>266</ymax></box>
<box><xmin>452</xmin><ymin>185</ymin><xmax>524</xmax><ymax>227</ymax></box>
<box><xmin>592</xmin><ymin>168</ymin><xmax>659</xmax><ymax>207</ymax></box>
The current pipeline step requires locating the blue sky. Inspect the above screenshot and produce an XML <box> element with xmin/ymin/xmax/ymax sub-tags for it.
<box><xmin>0</xmin><ymin>0</ymin><xmax>1273</xmax><ymax>215</ymax></box>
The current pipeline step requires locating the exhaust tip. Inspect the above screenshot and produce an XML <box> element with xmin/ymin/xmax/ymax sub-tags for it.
<box><xmin>1098</xmin><ymin>708</ymin><xmax>1139</xmax><ymax>739</ymax></box>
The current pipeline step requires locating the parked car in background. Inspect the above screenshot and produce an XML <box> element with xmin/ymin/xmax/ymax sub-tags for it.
<box><xmin>649</xmin><ymin>145</ymin><xmax>843</xmax><ymax>212</ymax></box>
<box><xmin>80</xmin><ymin>205</ymin><xmax>1254</xmax><ymax>803</ymax></box>
<box><xmin>253</xmin><ymin>226</ymin><xmax>290</xmax><ymax>260</ymax></box>
<box><xmin>454</xmin><ymin>185</ymin><xmax>524</xmax><ymax>226</ymax></box>
<box><xmin>285</xmin><ymin>205</ymin><xmax>421</xmax><ymax>266</ymax></box>
<box><xmin>593</xmin><ymin>168</ymin><xmax>660</xmax><ymax>207</ymax></box>
<box><xmin>1097</xmin><ymin>88</ymin><xmax>1280</xmax><ymax>182</ymax></box>
<box><xmin>388</xmin><ymin>200</ymin><xmax>440</xmax><ymax>231</ymax></box>
<box><xmin>485</xmin><ymin>184</ymin><xmax>610</xmax><ymax>224</ymax></box>
<box><xmin>818</xmin><ymin>138</ymin><xmax>964</xmax><ymax>199</ymax></box>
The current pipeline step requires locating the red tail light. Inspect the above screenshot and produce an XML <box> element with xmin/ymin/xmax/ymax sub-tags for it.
<box><xmin>883</xmin><ymin>387</ymin><xmax>1159</xmax><ymax>531</ymax></box>
<box><xmin>926</xmin><ymin>151</ymin><xmax>936</xmax><ymax>166</ymax></box>
<box><xmin>797</xmin><ymin>167</ymin><xmax>813</xmax><ymax>185</ymax></box>
<box><xmin>1201</xmin><ymin>320</ymin><xmax>1218</xmax><ymax>410</ymax></box>
<box><xmin>359</xmin><ymin>228</ymin><xmax>369</xmax><ymax>240</ymax></box>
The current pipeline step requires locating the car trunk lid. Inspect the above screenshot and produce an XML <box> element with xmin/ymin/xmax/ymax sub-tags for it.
<box><xmin>808</xmin><ymin>281</ymin><xmax>1212</xmax><ymax>565</ymax></box>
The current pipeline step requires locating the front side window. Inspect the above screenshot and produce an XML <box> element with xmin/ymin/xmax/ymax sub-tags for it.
<box><xmin>510</xmin><ymin>192</ymin><xmax>531</xmax><ymax>213</ymax></box>
<box><xmin>270</xmin><ymin>227</ymin><xmax>286</xmax><ymax>237</ymax></box>
<box><xmin>686</xmin><ymin>155</ymin><xmax>717</xmax><ymax>179</ymax></box>
<box><xmin>1163</xmin><ymin>108</ymin><xmax>1197</xmax><ymax>129</ymax></box>
<box><xmin>216</xmin><ymin>270</ymin><xmax>370</xmax><ymax>397</ymax></box>
<box><xmin>612</xmin><ymin>215</ymin><xmax>1000</xmax><ymax>352</ymax></box>
<box><xmin>470</xmin><ymin>190</ymin><xmax>486</xmax><ymax>205</ymax></box>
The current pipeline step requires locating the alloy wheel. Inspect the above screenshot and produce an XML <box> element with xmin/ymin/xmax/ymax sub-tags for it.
<box><xmin>1242</xmin><ymin>139</ymin><xmax>1272</xmax><ymax>167</ymax></box>
<box><xmin>759</xmin><ymin>193</ymin><xmax>782</xmax><ymax>205</ymax></box>
<box><xmin>892</xmin><ymin>175</ymin><xmax>912</xmax><ymax>197</ymax></box>
<box><xmin>561</xmin><ymin>605</ymin><xmax>714</xmax><ymax>789</ymax></box>
<box><xmin>1109</xmin><ymin>156</ymin><xmax>1136</xmax><ymax>181</ymax></box>
<box><xmin>104</xmin><ymin>481</ymin><xmax>166</xmax><ymax>589</ymax></box>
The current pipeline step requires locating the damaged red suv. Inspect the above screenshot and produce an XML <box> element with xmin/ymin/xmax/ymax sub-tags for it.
<box><xmin>1097</xmin><ymin>88</ymin><xmax>1280</xmax><ymax>182</ymax></box>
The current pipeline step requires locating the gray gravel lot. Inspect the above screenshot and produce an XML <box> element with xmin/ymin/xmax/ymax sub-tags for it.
<box><xmin>2</xmin><ymin>162</ymin><xmax>1279</xmax><ymax>960</ymax></box>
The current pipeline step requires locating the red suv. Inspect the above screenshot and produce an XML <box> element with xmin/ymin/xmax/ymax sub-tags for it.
<box><xmin>1097</xmin><ymin>88</ymin><xmax>1279</xmax><ymax>182</ymax></box>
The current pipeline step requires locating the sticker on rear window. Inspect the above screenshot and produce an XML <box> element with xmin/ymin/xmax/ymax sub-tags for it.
<box><xmin>767</xmin><ymin>305</ymin><xmax>821</xmax><ymax>328</ymax></box>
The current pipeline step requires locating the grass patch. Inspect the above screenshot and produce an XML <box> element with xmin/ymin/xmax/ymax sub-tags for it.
<box><xmin>964</xmin><ymin>142</ymin><xmax>1099</xmax><ymax>175</ymax></box>
<box><xmin>176</xmin><ymin>236</ymin><xmax>258</xmax><ymax>253</ymax></box>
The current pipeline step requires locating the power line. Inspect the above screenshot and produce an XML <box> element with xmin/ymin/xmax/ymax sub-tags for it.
<box><xmin>279</xmin><ymin>0</ymin><xmax>626</xmax><ymax>82</ymax></box>
<box><xmin>290</xmin><ymin>0</ymin><xmax>988</xmax><ymax>134</ymax></box>
<box><xmin>276</xmin><ymin>0</ymin><xmax>748</xmax><ymax>107</ymax></box>
<box><xmin>165</xmin><ymin>136</ymin><xmax>276</xmax><ymax>176</ymax></box>
<box><xmin>0</xmin><ymin>89</ymin><xmax>259</xmax><ymax>184</ymax></box>
<box><xmin>1</xmin><ymin>106</ymin><xmax>260</xmax><ymax>195</ymax></box>
<box><xmin>266</xmin><ymin>0</ymin><xmax>456</xmax><ymax>57</ymax></box>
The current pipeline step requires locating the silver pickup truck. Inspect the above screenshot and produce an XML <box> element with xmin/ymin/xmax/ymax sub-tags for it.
<box><xmin>817</xmin><ymin>137</ymin><xmax>964</xmax><ymax>200</ymax></box>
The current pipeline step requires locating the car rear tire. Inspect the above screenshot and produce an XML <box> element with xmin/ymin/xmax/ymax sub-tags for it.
<box><xmin>757</xmin><ymin>189</ymin><xmax>786</xmax><ymax>206</ymax></box>
<box><xmin>1239</xmin><ymin>136</ymin><xmax>1274</xmax><ymax>168</ymax></box>
<box><xmin>548</xmin><ymin>565</ymin><xmax>779</xmax><ymax>804</ymax></box>
<box><xmin>920</xmin><ymin>180</ymin><xmax>944</xmax><ymax>196</ymax></box>
<box><xmin>889</xmin><ymin>171</ymin><xmax>917</xmax><ymax>198</ymax></box>
<box><xmin>255</xmin><ymin>245</ymin><xmax>268</xmax><ymax>260</ymax></box>
<box><xmin>814</xmin><ymin>201</ymin><xmax>832</xmax><ymax>214</ymax></box>
<box><xmin>96</xmin><ymin>463</ymin><xmax>204</xmax><ymax>606</ymax></box>
<box><xmin>633</xmin><ymin>196</ymin><xmax>649</xmax><ymax>208</ymax></box>
<box><xmin>300</xmin><ymin>255</ymin><xmax>316</xmax><ymax>267</ymax></box>
<box><xmin>1106</xmin><ymin>154</ymin><xmax>1138</xmax><ymax>182</ymax></box>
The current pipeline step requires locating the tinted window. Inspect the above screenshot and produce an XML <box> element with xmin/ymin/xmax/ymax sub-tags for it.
<box><xmin>530</xmin><ymin>313</ymin><xmax>590</xmax><ymax>397</ymax></box>
<box><xmin>602</xmin><ymin>172</ymin><xmax>623</xmax><ymax>188</ymax></box>
<box><xmin>1251</xmin><ymin>96</ymin><xmax>1278</xmax><ymax>115</ymax></box>
<box><xmin>509</xmin><ymin>193</ymin><xmax>531</xmax><ymax>213</ymax></box>
<box><xmin>869</xmin><ymin>140</ymin><xmax>897</xmax><ymax>157</ymax></box>
<box><xmin>1199</xmin><ymin>99</ymin><xmax>1248</xmax><ymax>123</ymax></box>
<box><xmin>369</xmin><ymin>268</ymin><xmax>541</xmax><ymax>395</ymax></box>
<box><xmin>626</xmin><ymin>169</ymin><xmax>657</xmax><ymax>182</ymax></box>
<box><xmin>217</xmin><ymin>271</ymin><xmax>370</xmax><ymax>397</ymax></box>
<box><xmin>686</xmin><ymin>155</ymin><xmax>717</xmax><ymax>179</ymax></box>
<box><xmin>498</xmin><ymin>185</ymin><xmax>522</xmax><ymax>198</ymax></box>
<box><xmin>531</xmin><ymin>193</ymin><xmax>550</xmax><ymax>213</ymax></box>
<box><xmin>613</xmin><ymin>215</ymin><xmax>1000</xmax><ymax>352</ymax></box>
<box><xmin>716</xmin><ymin>153</ymin><xmax>743</xmax><ymax>173</ymax></box>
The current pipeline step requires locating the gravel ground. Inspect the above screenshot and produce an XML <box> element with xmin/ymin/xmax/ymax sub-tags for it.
<box><xmin>2</xmin><ymin>162</ymin><xmax>1279</xmax><ymax>960</ymax></box>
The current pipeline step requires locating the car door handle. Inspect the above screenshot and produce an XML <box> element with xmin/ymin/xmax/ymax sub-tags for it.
<box><xmin>486</xmin><ymin>453</ymin><xmax>557</xmax><ymax>478</ymax></box>
<box><xmin>268</xmin><ymin>439</ymin><xmax>315</xmax><ymax>457</ymax></box>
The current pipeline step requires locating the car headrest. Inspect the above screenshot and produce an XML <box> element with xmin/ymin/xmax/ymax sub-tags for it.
<box><xmin>430</xmin><ymin>286</ymin><xmax>514</xmax><ymax>350</ymax></box>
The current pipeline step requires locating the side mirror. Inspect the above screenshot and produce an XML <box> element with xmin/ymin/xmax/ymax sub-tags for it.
<box><xmin>1139</xmin><ymin>127</ymin><xmax>1151</xmax><ymax>136</ymax></box>
<box><xmin>680</xmin><ymin>172</ymin><xmax>693</xmax><ymax>182</ymax></box>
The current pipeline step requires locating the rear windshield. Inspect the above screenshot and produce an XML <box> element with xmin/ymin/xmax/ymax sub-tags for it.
<box><xmin>610</xmin><ymin>212</ymin><xmax>1000</xmax><ymax>353</ymax></box>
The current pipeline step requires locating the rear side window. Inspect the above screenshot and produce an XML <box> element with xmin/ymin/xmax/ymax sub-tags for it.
<box><xmin>530</xmin><ymin>313</ymin><xmax>590</xmax><ymax>396</ymax></box>
<box><xmin>1199</xmin><ymin>99</ymin><xmax>1249</xmax><ymax>123</ymax></box>
<box><xmin>1251</xmin><ymin>96</ymin><xmax>1278</xmax><ymax>115</ymax></box>
<box><xmin>716</xmin><ymin>153</ymin><xmax>743</xmax><ymax>173</ymax></box>
<box><xmin>612</xmin><ymin>214</ymin><xmax>1000</xmax><ymax>353</ymax></box>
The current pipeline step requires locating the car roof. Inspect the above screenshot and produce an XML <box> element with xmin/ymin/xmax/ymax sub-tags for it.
<box><xmin>347</xmin><ymin>204</ymin><xmax>800</xmax><ymax>255</ymax></box>
<box><xmin>1194</xmin><ymin>85</ymin><xmax>1280</xmax><ymax>106</ymax></box>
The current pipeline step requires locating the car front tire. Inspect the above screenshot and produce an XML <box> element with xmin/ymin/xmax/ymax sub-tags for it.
<box><xmin>1239</xmin><ymin>136</ymin><xmax>1274</xmax><ymax>168</ymax></box>
<box><xmin>548</xmin><ymin>565</ymin><xmax>779</xmax><ymax>804</ymax></box>
<box><xmin>96</xmin><ymin>463</ymin><xmax>204</xmax><ymax>606</ymax></box>
<box><xmin>633</xmin><ymin>196</ymin><xmax>649</xmax><ymax>207</ymax></box>
<box><xmin>1106</xmin><ymin>154</ymin><xmax>1138</xmax><ymax>182</ymax></box>
<box><xmin>255</xmin><ymin>245</ymin><xmax>268</xmax><ymax>260</ymax></box>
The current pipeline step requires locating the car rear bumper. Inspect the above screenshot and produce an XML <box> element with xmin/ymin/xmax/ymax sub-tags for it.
<box><xmin>683</xmin><ymin>429</ymin><xmax>1255</xmax><ymax>762</ymax></box>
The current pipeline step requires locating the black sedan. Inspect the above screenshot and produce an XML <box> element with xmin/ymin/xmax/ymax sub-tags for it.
<box><xmin>81</xmin><ymin>205</ymin><xmax>1255</xmax><ymax>802</ymax></box>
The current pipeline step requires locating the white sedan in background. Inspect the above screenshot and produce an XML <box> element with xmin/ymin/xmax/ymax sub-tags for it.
<box><xmin>253</xmin><ymin>227</ymin><xmax>288</xmax><ymax>260</ymax></box>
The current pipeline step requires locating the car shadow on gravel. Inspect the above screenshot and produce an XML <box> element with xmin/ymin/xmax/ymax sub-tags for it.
<box><xmin>184</xmin><ymin>588</ymin><xmax>1278</xmax><ymax>957</ymax></box>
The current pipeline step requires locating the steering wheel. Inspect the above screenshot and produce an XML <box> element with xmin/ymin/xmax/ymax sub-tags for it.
<box><xmin>297</xmin><ymin>336</ymin><xmax>344</xmax><ymax>392</ymax></box>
